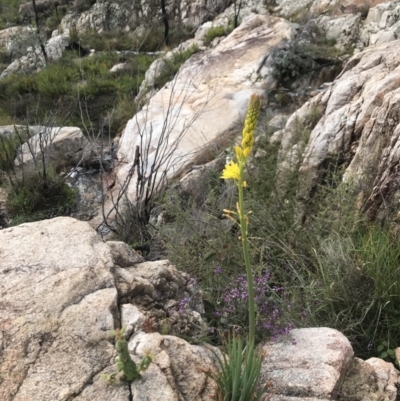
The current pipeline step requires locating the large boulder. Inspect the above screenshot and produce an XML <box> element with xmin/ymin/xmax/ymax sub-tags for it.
<box><xmin>260</xmin><ymin>328</ymin><xmax>354</xmax><ymax>401</ymax></box>
<box><xmin>0</xmin><ymin>217</ymin><xmax>123</xmax><ymax>401</ymax></box>
<box><xmin>0</xmin><ymin>28</ymin><xmax>70</xmax><ymax>78</ymax></box>
<box><xmin>14</xmin><ymin>126</ymin><xmax>89</xmax><ymax>171</ymax></box>
<box><xmin>111</xmin><ymin>14</ymin><xmax>294</xmax><ymax>217</ymax></box>
<box><xmin>0</xmin><ymin>217</ymin><xmax>216</xmax><ymax>400</ymax></box>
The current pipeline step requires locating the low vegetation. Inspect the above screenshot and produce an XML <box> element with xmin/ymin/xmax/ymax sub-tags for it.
<box><xmin>0</xmin><ymin>51</ymin><xmax>155</xmax><ymax>136</ymax></box>
<box><xmin>203</xmin><ymin>25</ymin><xmax>231</xmax><ymax>46</ymax></box>
<box><xmin>112</xmin><ymin>105</ymin><xmax>400</xmax><ymax>364</ymax></box>
<box><xmin>270</xmin><ymin>22</ymin><xmax>349</xmax><ymax>85</ymax></box>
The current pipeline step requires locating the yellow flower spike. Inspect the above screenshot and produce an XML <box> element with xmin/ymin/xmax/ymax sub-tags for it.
<box><xmin>221</xmin><ymin>161</ymin><xmax>240</xmax><ymax>180</ymax></box>
<box><xmin>235</xmin><ymin>146</ymin><xmax>243</xmax><ymax>161</ymax></box>
<box><xmin>219</xmin><ymin>94</ymin><xmax>262</xmax><ymax>347</ymax></box>
<box><xmin>243</xmin><ymin>147</ymin><xmax>252</xmax><ymax>157</ymax></box>
<box><xmin>223</xmin><ymin>209</ymin><xmax>237</xmax><ymax>215</ymax></box>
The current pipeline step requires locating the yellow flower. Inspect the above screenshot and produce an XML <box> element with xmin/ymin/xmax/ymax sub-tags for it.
<box><xmin>242</xmin><ymin>94</ymin><xmax>261</xmax><ymax>139</ymax></box>
<box><xmin>221</xmin><ymin>161</ymin><xmax>240</xmax><ymax>180</ymax></box>
<box><xmin>235</xmin><ymin>146</ymin><xmax>243</xmax><ymax>161</ymax></box>
<box><xmin>243</xmin><ymin>146</ymin><xmax>252</xmax><ymax>157</ymax></box>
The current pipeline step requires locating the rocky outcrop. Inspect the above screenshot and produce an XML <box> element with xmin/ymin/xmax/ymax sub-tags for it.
<box><xmin>275</xmin><ymin>0</ymin><xmax>388</xmax><ymax>19</ymax></box>
<box><xmin>0</xmin><ymin>29</ymin><xmax>71</xmax><ymax>78</ymax></box>
<box><xmin>59</xmin><ymin>0</ymin><xmax>231</xmax><ymax>34</ymax></box>
<box><xmin>276</xmin><ymin>37</ymin><xmax>400</xmax><ymax>221</ymax></box>
<box><xmin>360</xmin><ymin>0</ymin><xmax>400</xmax><ymax>47</ymax></box>
<box><xmin>0</xmin><ymin>217</ymin><xmax>119</xmax><ymax>401</ymax></box>
<box><xmin>260</xmin><ymin>328</ymin><xmax>354</xmax><ymax>400</ymax></box>
<box><xmin>0</xmin><ymin>217</ymin><xmax>216</xmax><ymax>400</ymax></box>
<box><xmin>128</xmin><ymin>332</ymin><xmax>218</xmax><ymax>401</ymax></box>
<box><xmin>112</xmin><ymin>14</ymin><xmax>294</xmax><ymax>215</ymax></box>
<box><xmin>14</xmin><ymin>126</ymin><xmax>89</xmax><ymax>171</ymax></box>
<box><xmin>115</xmin><ymin>258</ymin><xmax>206</xmax><ymax>338</ymax></box>
<box><xmin>341</xmin><ymin>357</ymin><xmax>400</xmax><ymax>401</ymax></box>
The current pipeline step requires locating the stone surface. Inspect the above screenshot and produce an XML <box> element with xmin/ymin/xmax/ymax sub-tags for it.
<box><xmin>114</xmin><ymin>259</ymin><xmax>206</xmax><ymax>336</ymax></box>
<box><xmin>277</xmin><ymin>38</ymin><xmax>400</xmax><ymax>220</ymax></box>
<box><xmin>0</xmin><ymin>217</ymin><xmax>121</xmax><ymax>401</ymax></box>
<box><xmin>317</xmin><ymin>13</ymin><xmax>361</xmax><ymax>50</ymax></box>
<box><xmin>0</xmin><ymin>26</ymin><xmax>33</xmax><ymax>54</ymax></box>
<box><xmin>341</xmin><ymin>357</ymin><xmax>400</xmax><ymax>401</ymax></box>
<box><xmin>128</xmin><ymin>332</ymin><xmax>218</xmax><ymax>401</ymax></box>
<box><xmin>107</xmin><ymin>240</ymin><xmax>145</xmax><ymax>267</ymax></box>
<box><xmin>60</xmin><ymin>0</ymin><xmax>230</xmax><ymax>34</ymax></box>
<box><xmin>113</xmin><ymin>14</ymin><xmax>294</xmax><ymax>213</ymax></box>
<box><xmin>0</xmin><ymin>28</ymin><xmax>70</xmax><ymax>77</ymax></box>
<box><xmin>360</xmin><ymin>0</ymin><xmax>400</xmax><ymax>47</ymax></box>
<box><xmin>260</xmin><ymin>328</ymin><xmax>354</xmax><ymax>400</ymax></box>
<box><xmin>275</xmin><ymin>0</ymin><xmax>389</xmax><ymax>18</ymax></box>
<box><xmin>14</xmin><ymin>126</ymin><xmax>89</xmax><ymax>171</ymax></box>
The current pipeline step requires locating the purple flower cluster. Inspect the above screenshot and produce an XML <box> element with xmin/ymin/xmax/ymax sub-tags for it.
<box><xmin>178</xmin><ymin>297</ymin><xmax>191</xmax><ymax>314</ymax></box>
<box><xmin>216</xmin><ymin>272</ymin><xmax>293</xmax><ymax>340</ymax></box>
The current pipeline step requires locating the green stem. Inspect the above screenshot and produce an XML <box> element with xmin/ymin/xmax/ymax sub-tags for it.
<box><xmin>238</xmin><ymin>161</ymin><xmax>256</xmax><ymax>344</ymax></box>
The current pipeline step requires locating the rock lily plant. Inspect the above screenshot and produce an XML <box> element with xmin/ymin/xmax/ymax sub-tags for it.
<box><xmin>214</xmin><ymin>94</ymin><xmax>266</xmax><ymax>400</ymax></box>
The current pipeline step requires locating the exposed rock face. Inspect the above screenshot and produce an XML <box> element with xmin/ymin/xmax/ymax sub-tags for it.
<box><xmin>260</xmin><ymin>328</ymin><xmax>354</xmax><ymax>400</ymax></box>
<box><xmin>0</xmin><ymin>217</ymin><xmax>120</xmax><ymax>401</ymax></box>
<box><xmin>115</xmin><ymin>259</ymin><xmax>206</xmax><ymax>337</ymax></box>
<box><xmin>316</xmin><ymin>13</ymin><xmax>361</xmax><ymax>50</ymax></box>
<box><xmin>114</xmin><ymin>14</ymin><xmax>294</xmax><ymax>209</ymax></box>
<box><xmin>360</xmin><ymin>0</ymin><xmax>400</xmax><ymax>47</ymax></box>
<box><xmin>14</xmin><ymin>126</ymin><xmax>89</xmax><ymax>171</ymax></box>
<box><xmin>277</xmin><ymin>38</ymin><xmax>400</xmax><ymax>221</ymax></box>
<box><xmin>59</xmin><ymin>0</ymin><xmax>231</xmax><ymax>34</ymax></box>
<box><xmin>0</xmin><ymin>217</ymin><xmax>215</xmax><ymax>400</ymax></box>
<box><xmin>0</xmin><ymin>26</ymin><xmax>33</xmax><ymax>55</ymax></box>
<box><xmin>0</xmin><ymin>29</ymin><xmax>71</xmax><ymax>78</ymax></box>
<box><xmin>128</xmin><ymin>332</ymin><xmax>218</xmax><ymax>401</ymax></box>
<box><xmin>275</xmin><ymin>0</ymin><xmax>389</xmax><ymax>18</ymax></box>
<box><xmin>341</xmin><ymin>357</ymin><xmax>400</xmax><ymax>401</ymax></box>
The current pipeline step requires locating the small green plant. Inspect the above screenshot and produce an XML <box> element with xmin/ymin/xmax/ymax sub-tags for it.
<box><xmin>376</xmin><ymin>340</ymin><xmax>397</xmax><ymax>364</ymax></box>
<box><xmin>6</xmin><ymin>169</ymin><xmax>76</xmax><ymax>224</ymax></box>
<box><xmin>0</xmin><ymin>133</ymin><xmax>19</xmax><ymax>176</ymax></box>
<box><xmin>203</xmin><ymin>26</ymin><xmax>230</xmax><ymax>46</ymax></box>
<box><xmin>102</xmin><ymin>327</ymin><xmax>153</xmax><ymax>383</ymax></box>
<box><xmin>210</xmin><ymin>334</ymin><xmax>266</xmax><ymax>401</ymax></box>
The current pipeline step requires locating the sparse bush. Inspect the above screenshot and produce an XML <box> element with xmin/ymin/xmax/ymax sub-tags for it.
<box><xmin>270</xmin><ymin>39</ymin><xmax>316</xmax><ymax>83</ymax></box>
<box><xmin>203</xmin><ymin>25</ymin><xmax>230</xmax><ymax>46</ymax></box>
<box><xmin>6</xmin><ymin>168</ymin><xmax>76</xmax><ymax>224</ymax></box>
<box><xmin>0</xmin><ymin>134</ymin><xmax>18</xmax><ymax>173</ymax></box>
<box><xmin>0</xmin><ymin>52</ymin><xmax>154</xmax><ymax>137</ymax></box>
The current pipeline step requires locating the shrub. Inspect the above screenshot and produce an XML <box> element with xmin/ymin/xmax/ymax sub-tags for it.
<box><xmin>270</xmin><ymin>40</ymin><xmax>316</xmax><ymax>83</ymax></box>
<box><xmin>0</xmin><ymin>134</ymin><xmax>19</xmax><ymax>174</ymax></box>
<box><xmin>6</xmin><ymin>169</ymin><xmax>76</xmax><ymax>224</ymax></box>
<box><xmin>203</xmin><ymin>25</ymin><xmax>230</xmax><ymax>46</ymax></box>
